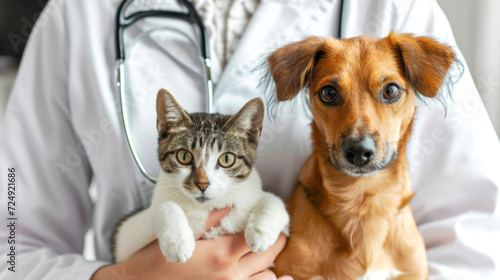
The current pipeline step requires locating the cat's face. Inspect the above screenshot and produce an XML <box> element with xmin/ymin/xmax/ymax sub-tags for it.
<box><xmin>156</xmin><ymin>89</ymin><xmax>264</xmax><ymax>204</ymax></box>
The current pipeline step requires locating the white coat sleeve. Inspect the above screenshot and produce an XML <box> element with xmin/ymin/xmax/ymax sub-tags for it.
<box><xmin>0</xmin><ymin>0</ymin><xmax>108</xmax><ymax>278</ymax></box>
<box><xmin>390</xmin><ymin>0</ymin><xmax>500</xmax><ymax>279</ymax></box>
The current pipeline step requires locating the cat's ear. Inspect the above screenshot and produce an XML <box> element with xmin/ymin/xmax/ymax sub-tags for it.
<box><xmin>223</xmin><ymin>98</ymin><xmax>265</xmax><ymax>143</ymax></box>
<box><xmin>156</xmin><ymin>89</ymin><xmax>191</xmax><ymax>134</ymax></box>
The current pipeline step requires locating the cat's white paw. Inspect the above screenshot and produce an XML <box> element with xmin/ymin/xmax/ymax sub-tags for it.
<box><xmin>158</xmin><ymin>234</ymin><xmax>195</xmax><ymax>263</ymax></box>
<box><xmin>245</xmin><ymin>224</ymin><xmax>279</xmax><ymax>253</ymax></box>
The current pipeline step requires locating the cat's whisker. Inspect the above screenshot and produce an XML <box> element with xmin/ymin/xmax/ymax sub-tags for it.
<box><xmin>140</xmin><ymin>207</ymin><xmax>160</xmax><ymax>242</ymax></box>
<box><xmin>134</xmin><ymin>184</ymin><xmax>182</xmax><ymax>200</ymax></box>
<box><xmin>157</xmin><ymin>190</ymin><xmax>184</xmax><ymax>202</ymax></box>
<box><xmin>114</xmin><ymin>98</ymin><xmax>290</xmax><ymax>264</ymax></box>
<box><xmin>222</xmin><ymin>191</ymin><xmax>244</xmax><ymax>203</ymax></box>
<box><xmin>158</xmin><ymin>177</ymin><xmax>186</xmax><ymax>183</ymax></box>
<box><xmin>176</xmin><ymin>193</ymin><xmax>192</xmax><ymax>206</ymax></box>
<box><xmin>135</xmin><ymin>184</ymin><xmax>177</xmax><ymax>196</ymax></box>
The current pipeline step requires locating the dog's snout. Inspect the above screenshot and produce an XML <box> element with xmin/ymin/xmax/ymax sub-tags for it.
<box><xmin>342</xmin><ymin>136</ymin><xmax>376</xmax><ymax>166</ymax></box>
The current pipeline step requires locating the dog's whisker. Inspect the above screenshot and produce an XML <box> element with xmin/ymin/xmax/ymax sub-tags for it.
<box><xmin>322</xmin><ymin>156</ymin><xmax>333</xmax><ymax>168</ymax></box>
<box><xmin>311</xmin><ymin>142</ymin><xmax>330</xmax><ymax>151</ymax></box>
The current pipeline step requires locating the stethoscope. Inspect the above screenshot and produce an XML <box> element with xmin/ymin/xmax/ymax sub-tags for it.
<box><xmin>115</xmin><ymin>0</ymin><xmax>347</xmax><ymax>183</ymax></box>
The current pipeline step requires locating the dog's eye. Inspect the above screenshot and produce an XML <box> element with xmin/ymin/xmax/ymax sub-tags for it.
<box><xmin>319</xmin><ymin>86</ymin><xmax>338</xmax><ymax>104</ymax></box>
<box><xmin>382</xmin><ymin>83</ymin><xmax>402</xmax><ymax>102</ymax></box>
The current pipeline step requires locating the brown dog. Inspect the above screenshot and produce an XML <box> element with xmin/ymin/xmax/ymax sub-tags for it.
<box><xmin>265</xmin><ymin>33</ymin><xmax>458</xmax><ymax>279</ymax></box>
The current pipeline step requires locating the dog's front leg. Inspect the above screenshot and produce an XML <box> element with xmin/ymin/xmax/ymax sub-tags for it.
<box><xmin>245</xmin><ymin>192</ymin><xmax>290</xmax><ymax>252</ymax></box>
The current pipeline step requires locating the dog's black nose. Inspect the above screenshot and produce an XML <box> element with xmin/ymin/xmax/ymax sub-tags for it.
<box><xmin>342</xmin><ymin>136</ymin><xmax>376</xmax><ymax>166</ymax></box>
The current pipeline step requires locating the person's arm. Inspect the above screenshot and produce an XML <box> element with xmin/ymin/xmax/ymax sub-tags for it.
<box><xmin>0</xmin><ymin>1</ymin><xmax>291</xmax><ymax>279</ymax></box>
<box><xmin>387</xmin><ymin>0</ymin><xmax>500</xmax><ymax>278</ymax></box>
<box><xmin>0</xmin><ymin>6</ymin><xmax>106</xmax><ymax>280</ymax></box>
<box><xmin>0</xmin><ymin>1</ymin><xmax>109</xmax><ymax>279</ymax></box>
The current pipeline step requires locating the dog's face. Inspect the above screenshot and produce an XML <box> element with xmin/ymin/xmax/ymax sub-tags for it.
<box><xmin>308</xmin><ymin>37</ymin><xmax>416</xmax><ymax>176</ymax></box>
<box><xmin>267</xmin><ymin>33</ymin><xmax>456</xmax><ymax>177</ymax></box>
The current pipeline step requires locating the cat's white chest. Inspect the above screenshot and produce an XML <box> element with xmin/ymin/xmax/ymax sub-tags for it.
<box><xmin>113</xmin><ymin>169</ymin><xmax>289</xmax><ymax>263</ymax></box>
<box><xmin>178</xmin><ymin>172</ymin><xmax>264</xmax><ymax>238</ymax></box>
<box><xmin>153</xmin><ymin>169</ymin><xmax>256</xmax><ymax>231</ymax></box>
<box><xmin>175</xmin><ymin>203</ymin><xmax>255</xmax><ymax>239</ymax></box>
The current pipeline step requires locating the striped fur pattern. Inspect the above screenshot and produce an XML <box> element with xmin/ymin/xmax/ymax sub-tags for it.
<box><xmin>111</xmin><ymin>89</ymin><xmax>289</xmax><ymax>264</ymax></box>
<box><xmin>157</xmin><ymin>112</ymin><xmax>257</xmax><ymax>183</ymax></box>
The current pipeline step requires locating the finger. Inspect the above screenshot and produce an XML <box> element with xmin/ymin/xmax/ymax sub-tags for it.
<box><xmin>239</xmin><ymin>234</ymin><xmax>287</xmax><ymax>275</ymax></box>
<box><xmin>249</xmin><ymin>268</ymin><xmax>277</xmax><ymax>280</ymax></box>
<box><xmin>205</xmin><ymin>206</ymin><xmax>232</xmax><ymax>231</ymax></box>
<box><xmin>277</xmin><ymin>276</ymin><xmax>294</xmax><ymax>280</ymax></box>
<box><xmin>195</xmin><ymin>206</ymin><xmax>232</xmax><ymax>239</ymax></box>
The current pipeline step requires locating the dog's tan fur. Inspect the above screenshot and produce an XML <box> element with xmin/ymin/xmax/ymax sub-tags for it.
<box><xmin>267</xmin><ymin>33</ymin><xmax>457</xmax><ymax>280</ymax></box>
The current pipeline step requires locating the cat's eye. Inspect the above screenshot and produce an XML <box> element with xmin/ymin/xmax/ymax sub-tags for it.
<box><xmin>176</xmin><ymin>149</ymin><xmax>193</xmax><ymax>165</ymax></box>
<box><xmin>218</xmin><ymin>153</ymin><xmax>235</xmax><ymax>168</ymax></box>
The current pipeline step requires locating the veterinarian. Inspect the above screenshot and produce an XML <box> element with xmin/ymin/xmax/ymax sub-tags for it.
<box><xmin>1</xmin><ymin>0</ymin><xmax>499</xmax><ymax>279</ymax></box>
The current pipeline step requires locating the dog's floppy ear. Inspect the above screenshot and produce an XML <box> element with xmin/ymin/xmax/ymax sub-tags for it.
<box><xmin>386</xmin><ymin>32</ymin><xmax>457</xmax><ymax>98</ymax></box>
<box><xmin>267</xmin><ymin>37</ymin><xmax>325</xmax><ymax>101</ymax></box>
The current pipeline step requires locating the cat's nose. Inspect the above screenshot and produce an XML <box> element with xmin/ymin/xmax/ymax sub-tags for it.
<box><xmin>196</xmin><ymin>182</ymin><xmax>209</xmax><ymax>193</ymax></box>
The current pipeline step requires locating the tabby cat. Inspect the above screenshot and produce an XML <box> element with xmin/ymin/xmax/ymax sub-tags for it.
<box><xmin>111</xmin><ymin>89</ymin><xmax>289</xmax><ymax>263</ymax></box>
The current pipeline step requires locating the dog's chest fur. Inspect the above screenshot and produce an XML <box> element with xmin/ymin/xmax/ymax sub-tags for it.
<box><xmin>274</xmin><ymin>127</ymin><xmax>423</xmax><ymax>280</ymax></box>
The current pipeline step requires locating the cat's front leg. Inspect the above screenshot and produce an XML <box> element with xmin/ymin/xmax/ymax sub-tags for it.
<box><xmin>112</xmin><ymin>208</ymin><xmax>156</xmax><ymax>263</ymax></box>
<box><xmin>245</xmin><ymin>192</ymin><xmax>290</xmax><ymax>252</ymax></box>
<box><xmin>154</xmin><ymin>201</ymin><xmax>195</xmax><ymax>263</ymax></box>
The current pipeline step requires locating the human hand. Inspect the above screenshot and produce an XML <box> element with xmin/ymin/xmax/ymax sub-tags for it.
<box><xmin>91</xmin><ymin>207</ymin><xmax>292</xmax><ymax>280</ymax></box>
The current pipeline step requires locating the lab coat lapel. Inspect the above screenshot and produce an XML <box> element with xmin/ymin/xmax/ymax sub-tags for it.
<box><xmin>214</xmin><ymin>0</ymin><xmax>336</xmax><ymax>99</ymax></box>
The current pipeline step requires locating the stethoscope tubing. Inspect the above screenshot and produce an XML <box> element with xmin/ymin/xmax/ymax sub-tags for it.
<box><xmin>115</xmin><ymin>0</ymin><xmax>216</xmax><ymax>183</ymax></box>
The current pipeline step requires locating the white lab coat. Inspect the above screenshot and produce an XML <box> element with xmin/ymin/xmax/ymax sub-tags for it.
<box><xmin>0</xmin><ymin>0</ymin><xmax>499</xmax><ymax>279</ymax></box>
